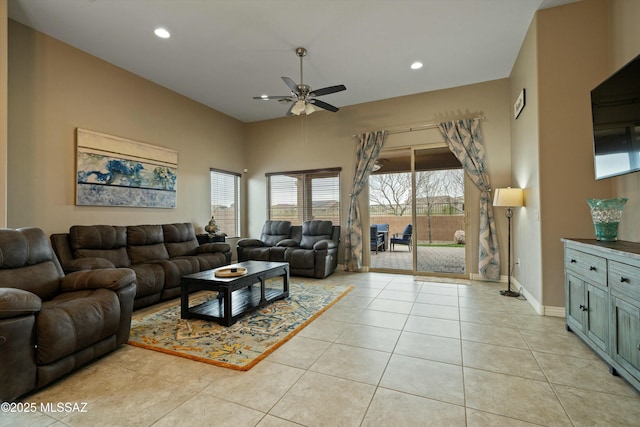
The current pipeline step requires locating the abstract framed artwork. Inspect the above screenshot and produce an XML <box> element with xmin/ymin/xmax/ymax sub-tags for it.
<box><xmin>76</xmin><ymin>128</ymin><xmax>178</xmax><ymax>208</ymax></box>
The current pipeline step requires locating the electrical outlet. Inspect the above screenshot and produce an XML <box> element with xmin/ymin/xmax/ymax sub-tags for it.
<box><xmin>516</xmin><ymin>257</ymin><xmax>520</xmax><ymax>265</ymax></box>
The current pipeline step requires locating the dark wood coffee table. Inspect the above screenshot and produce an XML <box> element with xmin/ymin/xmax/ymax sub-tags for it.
<box><xmin>180</xmin><ymin>260</ymin><xmax>289</xmax><ymax>326</ymax></box>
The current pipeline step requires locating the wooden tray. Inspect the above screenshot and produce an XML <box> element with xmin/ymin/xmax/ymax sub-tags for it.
<box><xmin>214</xmin><ymin>267</ymin><xmax>248</xmax><ymax>278</ymax></box>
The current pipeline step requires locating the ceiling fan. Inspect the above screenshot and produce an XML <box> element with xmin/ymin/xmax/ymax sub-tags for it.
<box><xmin>253</xmin><ymin>47</ymin><xmax>346</xmax><ymax>116</ymax></box>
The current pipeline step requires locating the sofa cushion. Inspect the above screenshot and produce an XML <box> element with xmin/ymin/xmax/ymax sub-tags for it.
<box><xmin>0</xmin><ymin>288</ymin><xmax>41</xmax><ymax>319</ymax></box>
<box><xmin>194</xmin><ymin>252</ymin><xmax>229</xmax><ymax>271</ymax></box>
<box><xmin>299</xmin><ymin>220</ymin><xmax>333</xmax><ymax>249</ymax></box>
<box><xmin>285</xmin><ymin>248</ymin><xmax>315</xmax><ymax>269</ymax></box>
<box><xmin>260</xmin><ymin>221</ymin><xmax>291</xmax><ymax>247</ymax></box>
<box><xmin>36</xmin><ymin>288</ymin><xmax>120</xmax><ymax>365</ymax></box>
<box><xmin>162</xmin><ymin>223</ymin><xmax>199</xmax><ymax>257</ymax></box>
<box><xmin>269</xmin><ymin>247</ymin><xmax>287</xmax><ymax>262</ymax></box>
<box><xmin>160</xmin><ymin>258</ymin><xmax>199</xmax><ymax>289</ymax></box>
<box><xmin>0</xmin><ymin>228</ymin><xmax>56</xmax><ymax>268</ymax></box>
<box><xmin>69</xmin><ymin>225</ymin><xmax>131</xmax><ymax>268</ymax></box>
<box><xmin>129</xmin><ymin>263</ymin><xmax>165</xmax><ymax>298</ymax></box>
<box><xmin>0</xmin><ymin>228</ymin><xmax>63</xmax><ymax>301</ymax></box>
<box><xmin>240</xmin><ymin>247</ymin><xmax>272</xmax><ymax>261</ymax></box>
<box><xmin>127</xmin><ymin>225</ymin><xmax>169</xmax><ymax>264</ymax></box>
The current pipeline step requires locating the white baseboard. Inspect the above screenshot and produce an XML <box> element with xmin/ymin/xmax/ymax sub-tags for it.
<box><xmin>511</xmin><ymin>277</ymin><xmax>565</xmax><ymax>317</ymax></box>
<box><xmin>367</xmin><ymin>270</ymin><xmax>566</xmax><ymax>317</ymax></box>
<box><xmin>542</xmin><ymin>305</ymin><xmax>566</xmax><ymax>317</ymax></box>
<box><xmin>474</xmin><ymin>275</ymin><xmax>565</xmax><ymax>317</ymax></box>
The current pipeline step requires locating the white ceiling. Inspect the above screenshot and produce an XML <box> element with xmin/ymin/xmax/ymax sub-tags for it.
<box><xmin>8</xmin><ymin>0</ymin><xmax>577</xmax><ymax>123</ymax></box>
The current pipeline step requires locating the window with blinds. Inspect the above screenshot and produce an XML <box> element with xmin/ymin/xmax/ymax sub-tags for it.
<box><xmin>267</xmin><ymin>168</ymin><xmax>341</xmax><ymax>225</ymax></box>
<box><xmin>210</xmin><ymin>169</ymin><xmax>241</xmax><ymax>237</ymax></box>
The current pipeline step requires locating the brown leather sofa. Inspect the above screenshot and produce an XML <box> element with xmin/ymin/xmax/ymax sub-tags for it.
<box><xmin>51</xmin><ymin>223</ymin><xmax>231</xmax><ymax>309</ymax></box>
<box><xmin>237</xmin><ymin>220</ymin><xmax>340</xmax><ymax>278</ymax></box>
<box><xmin>0</xmin><ymin>227</ymin><xmax>136</xmax><ymax>401</ymax></box>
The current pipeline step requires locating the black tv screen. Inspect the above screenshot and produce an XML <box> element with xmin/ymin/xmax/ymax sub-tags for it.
<box><xmin>591</xmin><ymin>53</ymin><xmax>640</xmax><ymax>180</ymax></box>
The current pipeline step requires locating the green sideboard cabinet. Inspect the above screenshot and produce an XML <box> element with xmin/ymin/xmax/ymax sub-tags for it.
<box><xmin>562</xmin><ymin>239</ymin><xmax>640</xmax><ymax>392</ymax></box>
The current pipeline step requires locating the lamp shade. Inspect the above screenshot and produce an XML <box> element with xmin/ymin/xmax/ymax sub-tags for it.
<box><xmin>493</xmin><ymin>187</ymin><xmax>524</xmax><ymax>207</ymax></box>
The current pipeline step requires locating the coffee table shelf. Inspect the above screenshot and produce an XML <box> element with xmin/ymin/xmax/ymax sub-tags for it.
<box><xmin>181</xmin><ymin>261</ymin><xmax>289</xmax><ymax>326</ymax></box>
<box><xmin>188</xmin><ymin>286</ymin><xmax>286</xmax><ymax>320</ymax></box>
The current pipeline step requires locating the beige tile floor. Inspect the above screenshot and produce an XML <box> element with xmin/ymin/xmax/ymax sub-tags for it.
<box><xmin>4</xmin><ymin>271</ymin><xmax>640</xmax><ymax>426</ymax></box>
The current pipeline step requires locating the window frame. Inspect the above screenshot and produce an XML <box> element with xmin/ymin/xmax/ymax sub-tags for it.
<box><xmin>209</xmin><ymin>168</ymin><xmax>241</xmax><ymax>238</ymax></box>
<box><xmin>266</xmin><ymin>167</ymin><xmax>341</xmax><ymax>226</ymax></box>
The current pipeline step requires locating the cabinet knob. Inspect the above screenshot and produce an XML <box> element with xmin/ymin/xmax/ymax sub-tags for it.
<box><xmin>620</xmin><ymin>277</ymin><xmax>630</xmax><ymax>283</ymax></box>
<box><xmin>579</xmin><ymin>304</ymin><xmax>588</xmax><ymax>311</ymax></box>
<box><xmin>637</xmin><ymin>344</ymin><xmax>640</xmax><ymax>351</ymax></box>
<box><xmin>570</xmin><ymin>259</ymin><xmax>577</xmax><ymax>263</ymax></box>
<box><xmin>589</xmin><ymin>266</ymin><xmax>597</xmax><ymax>271</ymax></box>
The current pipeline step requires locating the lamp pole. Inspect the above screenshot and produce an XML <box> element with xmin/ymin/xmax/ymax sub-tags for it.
<box><xmin>500</xmin><ymin>206</ymin><xmax>519</xmax><ymax>297</ymax></box>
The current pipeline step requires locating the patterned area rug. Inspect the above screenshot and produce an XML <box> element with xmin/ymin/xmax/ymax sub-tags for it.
<box><xmin>127</xmin><ymin>280</ymin><xmax>352</xmax><ymax>370</ymax></box>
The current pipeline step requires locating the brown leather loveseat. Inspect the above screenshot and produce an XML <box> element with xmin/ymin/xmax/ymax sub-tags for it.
<box><xmin>237</xmin><ymin>220</ymin><xmax>340</xmax><ymax>279</ymax></box>
<box><xmin>51</xmin><ymin>223</ymin><xmax>231</xmax><ymax>309</ymax></box>
<box><xmin>0</xmin><ymin>227</ymin><xmax>136</xmax><ymax>401</ymax></box>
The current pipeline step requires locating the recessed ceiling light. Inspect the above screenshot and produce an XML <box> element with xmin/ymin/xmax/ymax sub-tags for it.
<box><xmin>411</xmin><ymin>61</ymin><xmax>423</xmax><ymax>70</ymax></box>
<box><xmin>260</xmin><ymin>95</ymin><xmax>269</xmax><ymax>99</ymax></box>
<box><xmin>154</xmin><ymin>27</ymin><xmax>171</xmax><ymax>39</ymax></box>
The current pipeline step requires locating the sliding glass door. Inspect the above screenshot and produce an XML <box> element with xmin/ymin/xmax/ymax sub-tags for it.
<box><xmin>369</xmin><ymin>147</ymin><xmax>466</xmax><ymax>276</ymax></box>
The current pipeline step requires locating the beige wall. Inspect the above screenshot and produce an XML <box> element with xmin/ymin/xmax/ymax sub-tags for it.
<box><xmin>0</xmin><ymin>1</ymin><xmax>7</xmax><ymax>227</ymax></box>
<box><xmin>538</xmin><ymin>0</ymin><xmax>621</xmax><ymax>309</ymax></box>
<box><xmin>610</xmin><ymin>0</ymin><xmax>640</xmax><ymax>240</ymax></box>
<box><xmin>8</xmin><ymin>21</ymin><xmax>246</xmax><ymax>236</ymax></box>
<box><xmin>510</xmin><ymin>16</ymin><xmax>543</xmax><ymax>303</ymax></box>
<box><xmin>511</xmin><ymin>0</ymin><xmax>616</xmax><ymax>310</ymax></box>
<box><xmin>245</xmin><ymin>79</ymin><xmax>512</xmax><ymax>272</ymax></box>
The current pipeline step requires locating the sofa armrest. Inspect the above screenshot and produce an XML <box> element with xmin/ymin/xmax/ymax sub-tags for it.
<box><xmin>313</xmin><ymin>240</ymin><xmax>337</xmax><ymax>251</ymax></box>
<box><xmin>276</xmin><ymin>239</ymin><xmax>300</xmax><ymax>247</ymax></box>
<box><xmin>198</xmin><ymin>242</ymin><xmax>231</xmax><ymax>254</ymax></box>
<box><xmin>60</xmin><ymin>268</ymin><xmax>136</xmax><ymax>293</ymax></box>
<box><xmin>61</xmin><ymin>257</ymin><xmax>116</xmax><ymax>273</ymax></box>
<box><xmin>237</xmin><ymin>238</ymin><xmax>265</xmax><ymax>248</ymax></box>
<box><xmin>0</xmin><ymin>288</ymin><xmax>41</xmax><ymax>319</ymax></box>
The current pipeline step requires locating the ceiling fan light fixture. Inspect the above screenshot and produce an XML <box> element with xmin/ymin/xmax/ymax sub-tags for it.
<box><xmin>304</xmin><ymin>102</ymin><xmax>316</xmax><ymax>115</ymax></box>
<box><xmin>291</xmin><ymin>100</ymin><xmax>306</xmax><ymax>115</ymax></box>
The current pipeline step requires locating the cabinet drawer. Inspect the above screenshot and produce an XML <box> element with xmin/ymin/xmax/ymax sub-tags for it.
<box><xmin>609</xmin><ymin>261</ymin><xmax>640</xmax><ymax>302</ymax></box>
<box><xmin>565</xmin><ymin>248</ymin><xmax>607</xmax><ymax>284</ymax></box>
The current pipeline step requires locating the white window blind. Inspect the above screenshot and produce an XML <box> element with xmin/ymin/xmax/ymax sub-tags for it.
<box><xmin>267</xmin><ymin>168</ymin><xmax>341</xmax><ymax>225</ymax></box>
<box><xmin>210</xmin><ymin>169</ymin><xmax>241</xmax><ymax>237</ymax></box>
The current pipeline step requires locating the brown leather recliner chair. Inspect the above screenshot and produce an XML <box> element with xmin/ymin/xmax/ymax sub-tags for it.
<box><xmin>237</xmin><ymin>220</ymin><xmax>340</xmax><ymax>279</ymax></box>
<box><xmin>0</xmin><ymin>228</ymin><xmax>136</xmax><ymax>402</ymax></box>
<box><xmin>236</xmin><ymin>220</ymin><xmax>293</xmax><ymax>261</ymax></box>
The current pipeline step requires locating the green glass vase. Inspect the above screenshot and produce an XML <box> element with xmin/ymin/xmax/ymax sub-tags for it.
<box><xmin>586</xmin><ymin>198</ymin><xmax>628</xmax><ymax>241</ymax></box>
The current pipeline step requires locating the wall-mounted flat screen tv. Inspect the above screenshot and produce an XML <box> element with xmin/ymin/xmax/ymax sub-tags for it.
<box><xmin>591</xmin><ymin>53</ymin><xmax>640</xmax><ymax>180</ymax></box>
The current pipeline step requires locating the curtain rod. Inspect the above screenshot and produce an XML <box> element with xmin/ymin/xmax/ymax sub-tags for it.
<box><xmin>352</xmin><ymin>114</ymin><xmax>486</xmax><ymax>138</ymax></box>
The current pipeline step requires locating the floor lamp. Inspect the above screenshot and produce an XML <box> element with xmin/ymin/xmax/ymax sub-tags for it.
<box><xmin>493</xmin><ymin>187</ymin><xmax>524</xmax><ymax>297</ymax></box>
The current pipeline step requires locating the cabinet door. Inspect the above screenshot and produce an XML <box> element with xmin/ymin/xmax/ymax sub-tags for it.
<box><xmin>586</xmin><ymin>283</ymin><xmax>609</xmax><ymax>352</ymax></box>
<box><xmin>612</xmin><ymin>296</ymin><xmax>640</xmax><ymax>381</ymax></box>
<box><xmin>566</xmin><ymin>273</ymin><xmax>586</xmax><ymax>333</ymax></box>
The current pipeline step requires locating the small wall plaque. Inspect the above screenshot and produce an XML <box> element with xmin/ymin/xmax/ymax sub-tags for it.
<box><xmin>514</xmin><ymin>88</ymin><xmax>526</xmax><ymax>119</ymax></box>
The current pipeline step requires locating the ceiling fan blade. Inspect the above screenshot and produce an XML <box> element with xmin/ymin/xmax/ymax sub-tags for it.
<box><xmin>310</xmin><ymin>84</ymin><xmax>346</xmax><ymax>97</ymax></box>
<box><xmin>309</xmin><ymin>99</ymin><xmax>339</xmax><ymax>112</ymax></box>
<box><xmin>252</xmin><ymin>95</ymin><xmax>292</xmax><ymax>100</ymax></box>
<box><xmin>281</xmin><ymin>77</ymin><xmax>298</xmax><ymax>93</ymax></box>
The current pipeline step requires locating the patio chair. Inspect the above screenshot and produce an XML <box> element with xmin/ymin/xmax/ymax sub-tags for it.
<box><xmin>370</xmin><ymin>225</ymin><xmax>384</xmax><ymax>254</ymax></box>
<box><xmin>390</xmin><ymin>224</ymin><xmax>413</xmax><ymax>251</ymax></box>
